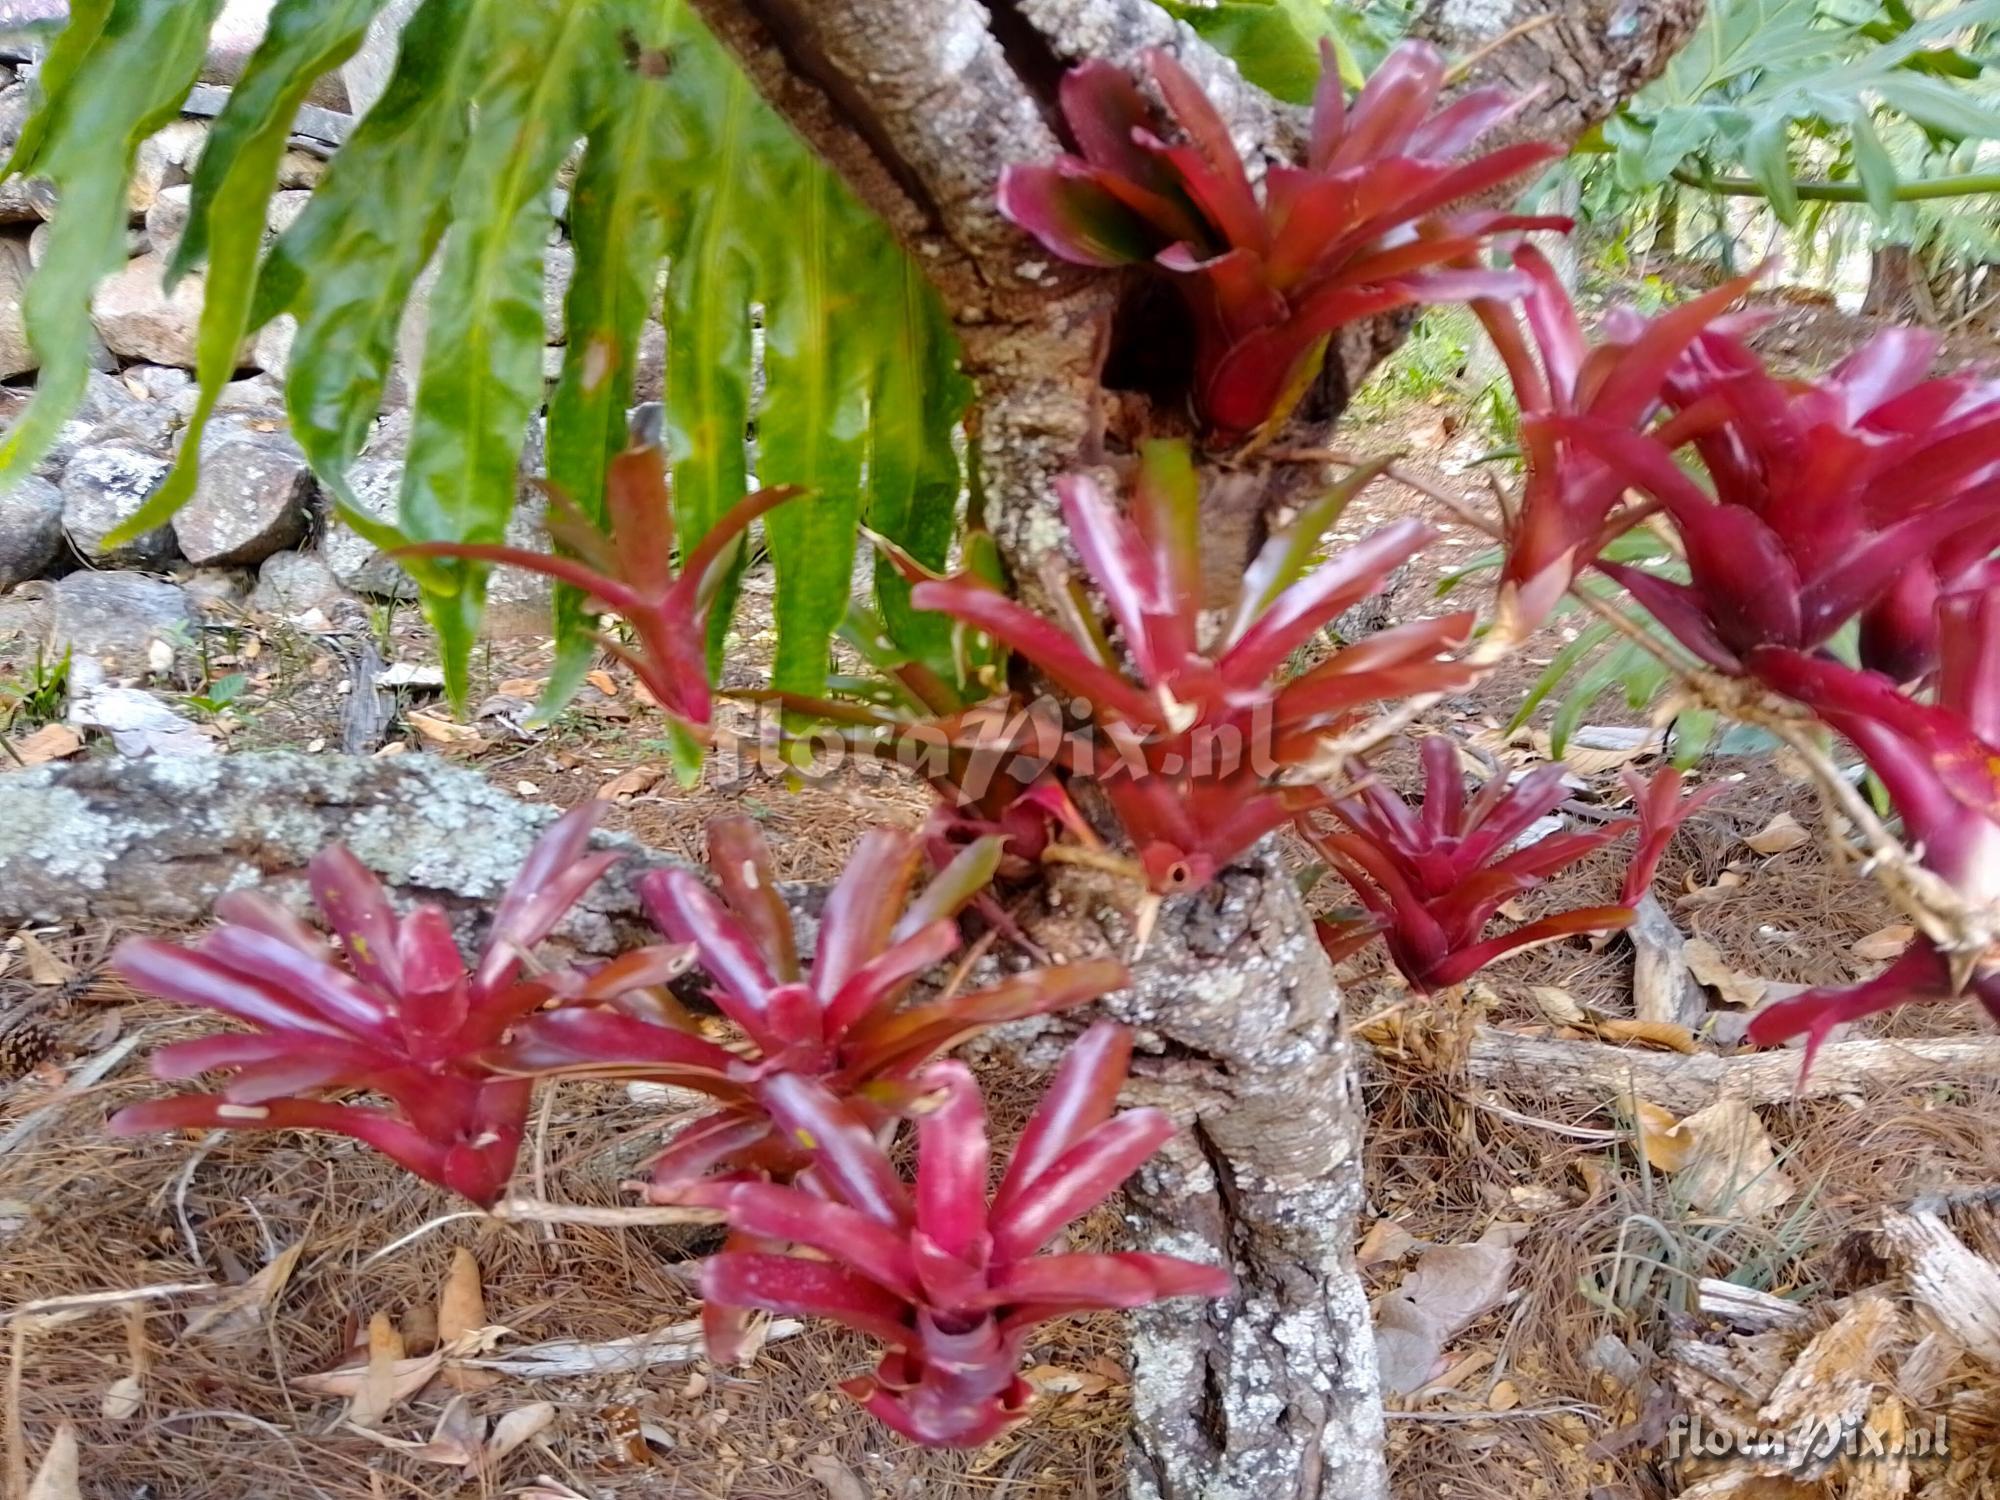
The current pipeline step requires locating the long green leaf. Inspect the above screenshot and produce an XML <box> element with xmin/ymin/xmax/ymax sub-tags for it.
<box><xmin>659</xmin><ymin>13</ymin><xmax>756</xmax><ymax>671</ymax></box>
<box><xmin>104</xmin><ymin>0</ymin><xmax>386</xmax><ymax>549</ymax></box>
<box><xmin>757</xmin><ymin>162</ymin><xmax>873</xmax><ymax>699</ymax></box>
<box><xmin>400</xmin><ymin>0</ymin><xmax>599</xmax><ymax>695</ymax></box>
<box><xmin>2</xmin><ymin>0</ymin><xmax>111</xmax><ymax>179</ymax></box>
<box><xmin>259</xmin><ymin>0</ymin><xmax>483</xmax><ymax>513</ymax></box>
<box><xmin>866</xmin><ymin>259</ymin><xmax>967</xmax><ymax>679</ymax></box>
<box><xmin>541</xmin><ymin>0</ymin><xmax>684</xmax><ymax>716</ymax></box>
<box><xmin>0</xmin><ymin>0</ymin><xmax>224</xmax><ymax>488</ymax></box>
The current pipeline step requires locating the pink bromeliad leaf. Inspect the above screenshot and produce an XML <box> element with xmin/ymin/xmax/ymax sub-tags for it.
<box><xmin>491</xmin><ymin>815</ymin><xmax>1124</xmax><ymax>1193</ymax></box>
<box><xmin>912</xmin><ymin>444</ymin><xmax>1472</xmax><ymax>892</ymax></box>
<box><xmin>999</xmin><ymin>40</ymin><xmax>1563</xmax><ymax>438</ymax></box>
<box><xmin>398</xmin><ymin>443</ymin><xmax>804</xmax><ymax>729</ymax></box>
<box><xmin>1299</xmin><ymin>736</ymin><xmax>1644</xmax><ymax>991</ymax></box>
<box><xmin>109</xmin><ymin>804</ymin><xmax>672</xmax><ymax>1206</ymax></box>
<box><xmin>684</xmin><ymin>1024</ymin><xmax>1228</xmax><ymax>1447</ymax></box>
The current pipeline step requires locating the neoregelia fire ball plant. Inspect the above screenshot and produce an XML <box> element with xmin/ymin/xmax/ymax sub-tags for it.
<box><xmin>99</xmin><ymin>21</ymin><xmax>2000</xmax><ymax>1467</ymax></box>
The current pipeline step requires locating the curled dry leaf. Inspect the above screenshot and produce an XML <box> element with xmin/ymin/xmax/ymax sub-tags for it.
<box><xmin>182</xmin><ymin>1241</ymin><xmax>302</xmax><ymax>1339</ymax></box>
<box><xmin>1590</xmin><ymin>1016</ymin><xmax>1700</xmax><ymax>1053</ymax></box>
<box><xmin>406</xmin><ymin>710</ymin><xmax>485</xmax><ymax>747</ymax></box>
<box><xmin>1624</xmin><ymin>1094</ymin><xmax>1686</xmax><ymax>1172</ymax></box>
<box><xmin>1374</xmin><ymin>1240</ymin><xmax>1516</xmax><ymax>1395</ymax></box>
<box><xmin>1683</xmin><ymin>937</ymin><xmax>1769</xmax><ymax>1008</ymax></box>
<box><xmin>1667</xmin><ymin>1098</ymin><xmax>1794</xmax><ymax>1220</ymax></box>
<box><xmin>595</xmin><ymin>765</ymin><xmax>665</xmax><ymax>802</ymax></box>
<box><xmin>803</xmin><ymin>1456</ymin><xmax>870</xmax><ymax>1500</ymax></box>
<box><xmin>1744</xmin><ymin>811</ymin><xmax>1811</xmax><ymax>856</ymax></box>
<box><xmin>1357</xmin><ymin>1217</ymin><xmax>1418</xmax><ymax>1267</ymax></box>
<box><xmin>1527</xmin><ymin>985</ymin><xmax>1586</xmax><ymax>1025</ymax></box>
<box><xmin>1023</xmin><ymin>1363</ymin><xmax>1120</xmax><ymax>1396</ymax></box>
<box><xmin>18</xmin><ymin>932</ymin><xmax>75</xmax><ymax>987</ymax></box>
<box><xmin>1852</xmin><ymin>923</ymin><xmax>1915</xmax><ymax>962</ymax></box>
<box><xmin>438</xmin><ymin>1248</ymin><xmax>486</xmax><ymax>1344</ymax></box>
<box><xmin>99</xmin><ymin>1374</ymin><xmax>143</xmax><ymax>1423</ymax></box>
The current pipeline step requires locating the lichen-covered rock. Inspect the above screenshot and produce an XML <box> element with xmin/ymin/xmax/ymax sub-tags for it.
<box><xmin>266</xmin><ymin>188</ymin><xmax>313</xmax><ymax>235</ymax></box>
<box><xmin>171</xmin><ymin>436</ymin><xmax>314</xmax><ymax>566</ymax></box>
<box><xmin>0</xmin><ymin>751</ymin><xmax>691</xmax><ymax>953</ymax></box>
<box><xmin>60</xmin><ymin>445</ymin><xmax>176</xmax><ymax>566</ymax></box>
<box><xmin>90</xmin><ymin>254</ymin><xmax>208</xmax><ymax>367</ymax></box>
<box><xmin>47</xmin><ymin>571</ymin><xmax>193</xmax><ymax>672</ymax></box>
<box><xmin>250</xmin><ymin>549</ymin><xmax>352</xmax><ymax>618</ymax></box>
<box><xmin>0</xmin><ymin>473</ymin><xmax>61</xmax><ymax>585</ymax></box>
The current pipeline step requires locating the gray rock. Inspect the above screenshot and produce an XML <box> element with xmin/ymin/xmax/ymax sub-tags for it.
<box><xmin>0</xmin><ymin>579</ymin><xmax>53</xmax><ymax>646</ymax></box>
<box><xmin>276</xmin><ymin>149</ymin><xmax>326</xmax><ymax>190</ymax></box>
<box><xmin>179</xmin><ymin>567</ymin><xmax>253</xmax><ymax>609</ymax></box>
<box><xmin>250</xmin><ymin>549</ymin><xmax>351</xmax><ymax>617</ymax></box>
<box><xmin>60</xmin><ymin>445</ymin><xmax>176</xmax><ymax>566</ymax></box>
<box><xmin>128</xmin><ymin>120</ymin><xmax>206</xmax><ymax>215</ymax></box>
<box><xmin>0</xmin><ymin>176</ymin><xmax>54</xmax><ymax>225</ymax></box>
<box><xmin>142</xmin><ymin>183</ymin><xmax>191</xmax><ymax>258</ymax></box>
<box><xmin>0</xmin><ymin>473</ymin><xmax>61</xmax><ymax>584</ymax></box>
<box><xmin>322</xmin><ymin>457</ymin><xmax>418</xmax><ymax>599</ymax></box>
<box><xmin>121</xmin><ymin>365</ymin><xmax>195</xmax><ymax>407</ymax></box>
<box><xmin>0</xmin><ymin>80</ymin><xmax>32</xmax><ymax>172</ymax></box>
<box><xmin>267</xmin><ymin>189</ymin><xmax>313</xmax><ymax>236</ymax></box>
<box><xmin>213</xmin><ymin>373</ymin><xmax>287</xmax><ymax>416</ymax></box>
<box><xmin>90</xmin><ymin>255</ymin><xmax>208</xmax><ymax>367</ymax></box>
<box><xmin>171</xmin><ymin>436</ymin><xmax>313</xmax><ymax>566</ymax></box>
<box><xmin>0</xmin><ymin>231</ymin><xmax>32</xmax><ymax>378</ymax></box>
<box><xmin>251</xmin><ymin>313</ymin><xmax>295</xmax><ymax>380</ymax></box>
<box><xmin>48</xmin><ymin>571</ymin><xmax>193</xmax><ymax>672</ymax></box>
<box><xmin>0</xmin><ymin>750</ymin><xmax>691</xmax><ymax>948</ymax></box>
<box><xmin>29</xmin><ymin>219</ymin><xmax>146</xmax><ymax>267</ymax></box>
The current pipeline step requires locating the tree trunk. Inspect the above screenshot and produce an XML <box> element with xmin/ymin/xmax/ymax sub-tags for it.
<box><xmin>678</xmin><ymin>0</ymin><xmax>1706</xmax><ymax>1492</ymax></box>
<box><xmin>1864</xmin><ymin>244</ymin><xmax>1932</xmax><ymax>323</ymax></box>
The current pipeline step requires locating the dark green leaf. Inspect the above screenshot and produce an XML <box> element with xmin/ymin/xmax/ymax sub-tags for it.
<box><xmin>400</xmin><ymin>0</ymin><xmax>600</xmax><ymax>696</ymax></box>
<box><xmin>260</xmin><ymin>0</ymin><xmax>483</xmax><ymax>514</ymax></box>
<box><xmin>541</xmin><ymin>0</ymin><xmax>684</xmax><ymax>718</ymax></box>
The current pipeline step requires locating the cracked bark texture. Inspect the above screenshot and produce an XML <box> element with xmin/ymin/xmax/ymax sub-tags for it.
<box><xmin>684</xmin><ymin>0</ymin><xmax>1703</xmax><ymax>1494</ymax></box>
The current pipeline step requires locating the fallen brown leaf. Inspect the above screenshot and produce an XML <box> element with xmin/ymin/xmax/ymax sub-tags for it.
<box><xmin>18</xmin><ymin>932</ymin><xmax>74</xmax><ymax>986</ymax></box>
<box><xmin>183</xmin><ymin>1241</ymin><xmax>303</xmax><ymax>1339</ymax></box>
<box><xmin>1024</xmin><ymin>1363</ymin><xmax>1120</xmax><ymax>1395</ymax></box>
<box><xmin>496</xmin><ymin>676</ymin><xmax>546</xmax><ymax>700</ymax></box>
<box><xmin>406</xmin><ymin>710</ymin><xmax>484</xmax><ymax>748</ymax></box>
<box><xmin>12</xmin><ymin>723</ymin><xmax>82</xmax><ymax>766</ymax></box>
<box><xmin>1745</xmin><ymin>811</ymin><xmax>1811</xmax><ymax>856</ymax></box>
<box><xmin>803</xmin><ymin>1455</ymin><xmax>871</xmax><ymax>1500</ymax></box>
<box><xmin>1592</xmin><ymin>1017</ymin><xmax>1700</xmax><ymax>1053</ymax></box>
<box><xmin>1375</xmin><ymin>1240</ymin><xmax>1516</xmax><ymax>1395</ymax></box>
<box><xmin>1667</xmin><ymin>1098</ymin><xmax>1794</xmax><ymax>1219</ymax></box>
<box><xmin>585</xmin><ymin>669</ymin><xmax>618</xmax><ymax>697</ymax></box>
<box><xmin>1852</xmin><ymin>923</ymin><xmax>1915</xmax><ymax>962</ymax></box>
<box><xmin>595</xmin><ymin>765</ymin><xmax>665</xmax><ymax>802</ymax></box>
<box><xmin>1357</xmin><ymin>1217</ymin><xmax>1417</xmax><ymax>1267</ymax></box>
<box><xmin>1623</xmin><ymin>1093</ymin><xmax>1688</xmax><ymax>1171</ymax></box>
<box><xmin>438</xmin><ymin>1248</ymin><xmax>485</xmax><ymax>1344</ymax></box>
<box><xmin>1683</xmin><ymin>938</ymin><xmax>1768</xmax><ymax>1007</ymax></box>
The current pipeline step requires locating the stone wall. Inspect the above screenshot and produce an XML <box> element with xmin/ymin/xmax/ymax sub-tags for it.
<box><xmin>0</xmin><ymin>6</ymin><xmax>666</xmax><ymax>675</ymax></box>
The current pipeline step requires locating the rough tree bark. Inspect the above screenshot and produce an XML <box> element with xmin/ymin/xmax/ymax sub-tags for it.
<box><xmin>678</xmin><ymin>2</ymin><xmax>1705</xmax><ymax>1495</ymax></box>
